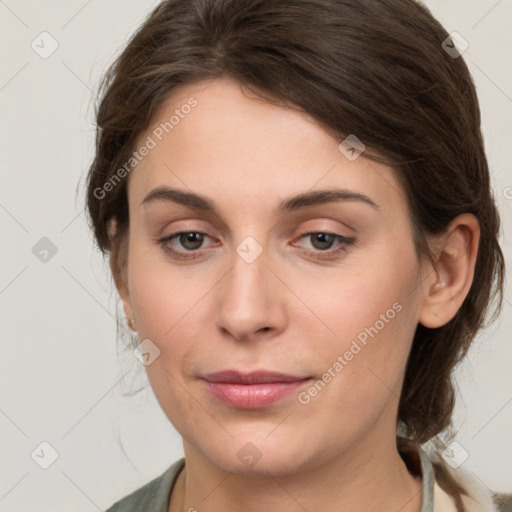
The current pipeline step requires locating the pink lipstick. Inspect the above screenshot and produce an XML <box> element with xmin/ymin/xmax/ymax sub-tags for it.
<box><xmin>201</xmin><ymin>370</ymin><xmax>312</xmax><ymax>409</ymax></box>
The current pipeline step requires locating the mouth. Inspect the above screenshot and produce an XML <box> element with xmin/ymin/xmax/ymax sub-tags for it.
<box><xmin>200</xmin><ymin>370</ymin><xmax>313</xmax><ymax>409</ymax></box>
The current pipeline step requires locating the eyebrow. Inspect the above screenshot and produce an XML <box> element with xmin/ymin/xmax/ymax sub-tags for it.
<box><xmin>141</xmin><ymin>186</ymin><xmax>379</xmax><ymax>214</ymax></box>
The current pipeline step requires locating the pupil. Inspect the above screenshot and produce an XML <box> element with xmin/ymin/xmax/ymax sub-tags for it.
<box><xmin>313</xmin><ymin>233</ymin><xmax>333</xmax><ymax>250</ymax></box>
<box><xmin>181</xmin><ymin>232</ymin><xmax>203</xmax><ymax>249</ymax></box>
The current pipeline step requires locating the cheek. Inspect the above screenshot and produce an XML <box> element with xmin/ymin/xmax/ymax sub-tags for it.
<box><xmin>303</xmin><ymin>245</ymin><xmax>419</xmax><ymax>346</ymax></box>
<box><xmin>126</xmin><ymin>246</ymin><xmax>212</xmax><ymax>432</ymax></box>
<box><xmin>296</xmin><ymin>243</ymin><xmax>422</xmax><ymax>403</ymax></box>
<box><xmin>127</xmin><ymin>238</ymin><xmax>215</xmax><ymax>339</ymax></box>
<box><xmin>126</xmin><ymin>242</ymin><xmax>222</xmax><ymax>396</ymax></box>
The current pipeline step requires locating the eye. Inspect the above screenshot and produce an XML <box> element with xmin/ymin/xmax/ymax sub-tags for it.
<box><xmin>294</xmin><ymin>231</ymin><xmax>356</xmax><ymax>260</ymax></box>
<box><xmin>158</xmin><ymin>231</ymin><xmax>213</xmax><ymax>260</ymax></box>
<box><xmin>157</xmin><ymin>230</ymin><xmax>356</xmax><ymax>262</ymax></box>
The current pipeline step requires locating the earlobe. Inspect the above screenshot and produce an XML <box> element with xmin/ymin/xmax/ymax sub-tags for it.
<box><xmin>107</xmin><ymin>219</ymin><xmax>135</xmax><ymax>330</ymax></box>
<box><xmin>418</xmin><ymin>214</ymin><xmax>480</xmax><ymax>329</ymax></box>
<box><xmin>109</xmin><ymin>248</ymin><xmax>135</xmax><ymax>330</ymax></box>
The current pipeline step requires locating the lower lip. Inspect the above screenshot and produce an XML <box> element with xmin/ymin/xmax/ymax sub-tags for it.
<box><xmin>202</xmin><ymin>379</ymin><xmax>312</xmax><ymax>409</ymax></box>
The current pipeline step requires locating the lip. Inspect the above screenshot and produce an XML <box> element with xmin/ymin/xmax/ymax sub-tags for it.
<box><xmin>200</xmin><ymin>370</ymin><xmax>313</xmax><ymax>409</ymax></box>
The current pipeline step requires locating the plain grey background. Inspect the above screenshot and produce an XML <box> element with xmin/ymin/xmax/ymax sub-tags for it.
<box><xmin>1</xmin><ymin>1</ymin><xmax>511</xmax><ymax>510</ymax></box>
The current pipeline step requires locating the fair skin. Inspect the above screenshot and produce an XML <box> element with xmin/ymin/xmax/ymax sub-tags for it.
<box><xmin>110</xmin><ymin>77</ymin><xmax>479</xmax><ymax>512</ymax></box>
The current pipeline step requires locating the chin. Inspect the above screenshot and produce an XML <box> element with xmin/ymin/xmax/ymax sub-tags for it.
<box><xmin>193</xmin><ymin>429</ymin><xmax>321</xmax><ymax>477</ymax></box>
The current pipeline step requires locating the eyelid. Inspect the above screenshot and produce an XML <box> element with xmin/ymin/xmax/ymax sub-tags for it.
<box><xmin>158</xmin><ymin>223</ymin><xmax>351</xmax><ymax>248</ymax></box>
<box><xmin>295</xmin><ymin>222</ymin><xmax>354</xmax><ymax>238</ymax></box>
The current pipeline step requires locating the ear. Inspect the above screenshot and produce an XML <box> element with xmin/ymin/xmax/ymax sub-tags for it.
<box><xmin>418</xmin><ymin>213</ymin><xmax>480</xmax><ymax>329</ymax></box>
<box><xmin>108</xmin><ymin>218</ymin><xmax>136</xmax><ymax>331</ymax></box>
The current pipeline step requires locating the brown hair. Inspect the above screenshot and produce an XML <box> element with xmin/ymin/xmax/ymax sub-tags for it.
<box><xmin>85</xmin><ymin>0</ymin><xmax>505</xmax><ymax>507</ymax></box>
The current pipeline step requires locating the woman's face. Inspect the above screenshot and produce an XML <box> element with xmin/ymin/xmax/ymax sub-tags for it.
<box><xmin>119</xmin><ymin>77</ymin><xmax>430</xmax><ymax>475</ymax></box>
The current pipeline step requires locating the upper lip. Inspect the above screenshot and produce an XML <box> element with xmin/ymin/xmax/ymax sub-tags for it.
<box><xmin>201</xmin><ymin>370</ymin><xmax>311</xmax><ymax>384</ymax></box>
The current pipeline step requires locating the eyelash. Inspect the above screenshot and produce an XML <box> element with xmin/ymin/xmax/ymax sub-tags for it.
<box><xmin>157</xmin><ymin>230</ymin><xmax>356</xmax><ymax>261</ymax></box>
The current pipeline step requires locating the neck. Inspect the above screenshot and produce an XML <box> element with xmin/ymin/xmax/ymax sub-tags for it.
<box><xmin>169</xmin><ymin>435</ymin><xmax>424</xmax><ymax>512</ymax></box>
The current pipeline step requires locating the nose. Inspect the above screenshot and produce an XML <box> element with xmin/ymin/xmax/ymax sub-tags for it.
<box><xmin>215</xmin><ymin>243</ymin><xmax>286</xmax><ymax>342</ymax></box>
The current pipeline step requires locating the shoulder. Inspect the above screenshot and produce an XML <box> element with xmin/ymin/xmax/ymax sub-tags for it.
<box><xmin>398</xmin><ymin>436</ymin><xmax>506</xmax><ymax>512</ymax></box>
<box><xmin>426</xmin><ymin>448</ymin><xmax>503</xmax><ymax>512</ymax></box>
<box><xmin>105</xmin><ymin>458</ymin><xmax>185</xmax><ymax>512</ymax></box>
<box><xmin>433</xmin><ymin>465</ymin><xmax>511</xmax><ymax>512</ymax></box>
<box><xmin>493</xmin><ymin>493</ymin><xmax>512</xmax><ymax>512</ymax></box>
<box><xmin>431</xmin><ymin>480</ymin><xmax>510</xmax><ymax>512</ymax></box>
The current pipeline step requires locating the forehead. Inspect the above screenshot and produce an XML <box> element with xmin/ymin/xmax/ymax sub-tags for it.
<box><xmin>128</xmin><ymin>77</ymin><xmax>406</xmax><ymax>219</ymax></box>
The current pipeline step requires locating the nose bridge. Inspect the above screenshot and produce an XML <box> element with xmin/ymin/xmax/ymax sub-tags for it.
<box><xmin>216</xmin><ymin>235</ymin><xmax>283</xmax><ymax>340</ymax></box>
